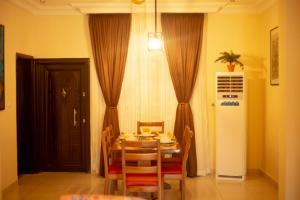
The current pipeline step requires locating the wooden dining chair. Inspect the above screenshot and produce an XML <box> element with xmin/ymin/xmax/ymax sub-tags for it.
<box><xmin>121</xmin><ymin>139</ymin><xmax>163</xmax><ymax>200</ymax></box>
<box><xmin>137</xmin><ymin>121</ymin><xmax>164</xmax><ymax>135</ymax></box>
<box><xmin>102</xmin><ymin>125</ymin><xmax>122</xmax><ymax>194</ymax></box>
<box><xmin>161</xmin><ymin>126</ymin><xmax>193</xmax><ymax>200</ymax></box>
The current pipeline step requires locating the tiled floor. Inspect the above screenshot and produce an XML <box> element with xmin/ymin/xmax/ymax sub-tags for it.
<box><xmin>3</xmin><ymin>172</ymin><xmax>278</xmax><ymax>200</ymax></box>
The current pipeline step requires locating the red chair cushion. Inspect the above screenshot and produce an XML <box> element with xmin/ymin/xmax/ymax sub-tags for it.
<box><xmin>108</xmin><ymin>164</ymin><xmax>122</xmax><ymax>174</ymax></box>
<box><xmin>126</xmin><ymin>174</ymin><xmax>158</xmax><ymax>186</ymax></box>
<box><xmin>162</xmin><ymin>165</ymin><xmax>182</xmax><ymax>174</ymax></box>
<box><xmin>151</xmin><ymin>158</ymin><xmax>182</xmax><ymax>167</ymax></box>
<box><xmin>162</xmin><ymin>157</ymin><xmax>182</xmax><ymax>165</ymax></box>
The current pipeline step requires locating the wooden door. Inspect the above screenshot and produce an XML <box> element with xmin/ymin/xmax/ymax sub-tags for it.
<box><xmin>36</xmin><ymin>59</ymin><xmax>90</xmax><ymax>172</ymax></box>
<box><xmin>48</xmin><ymin>70</ymin><xmax>82</xmax><ymax>170</ymax></box>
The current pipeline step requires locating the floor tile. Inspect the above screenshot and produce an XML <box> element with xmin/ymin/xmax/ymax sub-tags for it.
<box><xmin>3</xmin><ymin>172</ymin><xmax>278</xmax><ymax>200</ymax></box>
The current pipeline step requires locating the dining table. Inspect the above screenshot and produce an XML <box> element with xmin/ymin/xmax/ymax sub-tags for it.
<box><xmin>111</xmin><ymin>132</ymin><xmax>181</xmax><ymax>155</ymax></box>
<box><xmin>60</xmin><ymin>195</ymin><xmax>145</xmax><ymax>200</ymax></box>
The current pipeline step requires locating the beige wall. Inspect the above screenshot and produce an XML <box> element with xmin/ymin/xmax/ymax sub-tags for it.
<box><xmin>261</xmin><ymin>3</ymin><xmax>279</xmax><ymax>182</ymax></box>
<box><xmin>279</xmin><ymin>0</ymin><xmax>300</xmax><ymax>199</ymax></box>
<box><xmin>206</xmin><ymin>13</ymin><xmax>265</xmax><ymax>170</ymax></box>
<box><xmin>32</xmin><ymin>15</ymin><xmax>104</xmax><ymax>174</ymax></box>
<box><xmin>0</xmin><ymin>0</ymin><xmax>282</xmax><ymax>191</ymax></box>
<box><xmin>0</xmin><ymin>150</ymin><xmax>2</xmax><ymax>200</ymax></box>
<box><xmin>278</xmin><ymin>1</ymin><xmax>286</xmax><ymax>198</ymax></box>
<box><xmin>0</xmin><ymin>1</ymin><xmax>104</xmax><ymax>189</ymax></box>
<box><xmin>0</xmin><ymin>0</ymin><xmax>35</xmax><ymax>190</ymax></box>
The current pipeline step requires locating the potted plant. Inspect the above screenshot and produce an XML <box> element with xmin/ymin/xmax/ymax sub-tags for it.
<box><xmin>215</xmin><ymin>51</ymin><xmax>244</xmax><ymax>72</ymax></box>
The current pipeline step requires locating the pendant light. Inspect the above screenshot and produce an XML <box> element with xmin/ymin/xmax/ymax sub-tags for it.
<box><xmin>148</xmin><ymin>0</ymin><xmax>163</xmax><ymax>51</ymax></box>
<box><xmin>131</xmin><ymin>0</ymin><xmax>145</xmax><ymax>4</ymax></box>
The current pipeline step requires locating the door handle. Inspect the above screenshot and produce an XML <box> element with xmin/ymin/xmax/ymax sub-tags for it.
<box><xmin>73</xmin><ymin>108</ymin><xmax>77</xmax><ymax>127</ymax></box>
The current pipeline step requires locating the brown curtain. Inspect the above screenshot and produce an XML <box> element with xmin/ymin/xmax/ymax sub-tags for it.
<box><xmin>89</xmin><ymin>14</ymin><xmax>131</xmax><ymax>176</ymax></box>
<box><xmin>161</xmin><ymin>13</ymin><xmax>204</xmax><ymax>177</ymax></box>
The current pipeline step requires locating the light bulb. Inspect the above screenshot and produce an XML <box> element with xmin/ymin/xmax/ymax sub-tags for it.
<box><xmin>148</xmin><ymin>32</ymin><xmax>163</xmax><ymax>51</ymax></box>
<box><xmin>148</xmin><ymin>37</ymin><xmax>162</xmax><ymax>51</ymax></box>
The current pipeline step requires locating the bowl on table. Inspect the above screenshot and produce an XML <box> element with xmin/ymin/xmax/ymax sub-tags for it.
<box><xmin>159</xmin><ymin>133</ymin><xmax>173</xmax><ymax>144</ymax></box>
<box><xmin>120</xmin><ymin>132</ymin><xmax>138</xmax><ymax>141</ymax></box>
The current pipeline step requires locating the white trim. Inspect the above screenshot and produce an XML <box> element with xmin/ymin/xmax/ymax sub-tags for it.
<box><xmin>8</xmin><ymin>0</ymin><xmax>278</xmax><ymax>15</ymax></box>
<box><xmin>260</xmin><ymin>168</ymin><xmax>279</xmax><ymax>186</ymax></box>
<box><xmin>220</xmin><ymin>0</ymin><xmax>278</xmax><ymax>14</ymax></box>
<box><xmin>70</xmin><ymin>2</ymin><xmax>225</xmax><ymax>14</ymax></box>
<box><xmin>8</xmin><ymin>0</ymin><xmax>81</xmax><ymax>15</ymax></box>
<box><xmin>256</xmin><ymin>0</ymin><xmax>278</xmax><ymax>13</ymax></box>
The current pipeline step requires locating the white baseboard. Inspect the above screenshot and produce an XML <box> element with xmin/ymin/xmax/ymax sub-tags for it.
<box><xmin>209</xmin><ymin>168</ymin><xmax>278</xmax><ymax>187</ymax></box>
<box><xmin>259</xmin><ymin>169</ymin><xmax>278</xmax><ymax>188</ymax></box>
<box><xmin>2</xmin><ymin>180</ymin><xmax>18</xmax><ymax>195</ymax></box>
<box><xmin>197</xmin><ymin>168</ymin><xmax>211</xmax><ymax>176</ymax></box>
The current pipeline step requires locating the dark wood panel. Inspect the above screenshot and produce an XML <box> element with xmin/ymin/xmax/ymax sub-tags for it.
<box><xmin>35</xmin><ymin>59</ymin><xmax>90</xmax><ymax>172</ymax></box>
<box><xmin>48</xmin><ymin>69</ymin><xmax>82</xmax><ymax>169</ymax></box>
<box><xmin>16</xmin><ymin>55</ymin><xmax>36</xmax><ymax>174</ymax></box>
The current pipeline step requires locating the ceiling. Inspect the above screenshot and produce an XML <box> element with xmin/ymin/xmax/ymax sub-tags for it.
<box><xmin>9</xmin><ymin>0</ymin><xmax>277</xmax><ymax>15</ymax></box>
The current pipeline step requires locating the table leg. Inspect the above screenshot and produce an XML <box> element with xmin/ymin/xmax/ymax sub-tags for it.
<box><xmin>163</xmin><ymin>182</ymin><xmax>171</xmax><ymax>190</ymax></box>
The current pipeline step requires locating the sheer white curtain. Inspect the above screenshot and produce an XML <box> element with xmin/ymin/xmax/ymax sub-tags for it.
<box><xmin>191</xmin><ymin>15</ymin><xmax>211</xmax><ymax>176</ymax></box>
<box><xmin>118</xmin><ymin>13</ymin><xmax>177</xmax><ymax>133</ymax></box>
<box><xmin>92</xmin><ymin>13</ymin><xmax>210</xmax><ymax>176</ymax></box>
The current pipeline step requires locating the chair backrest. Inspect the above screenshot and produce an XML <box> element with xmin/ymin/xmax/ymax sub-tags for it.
<box><xmin>181</xmin><ymin>126</ymin><xmax>194</xmax><ymax>169</ymax></box>
<box><xmin>121</xmin><ymin>139</ymin><xmax>161</xmax><ymax>193</ymax></box>
<box><xmin>137</xmin><ymin>121</ymin><xmax>164</xmax><ymax>135</ymax></box>
<box><xmin>101</xmin><ymin>125</ymin><xmax>113</xmax><ymax>177</ymax></box>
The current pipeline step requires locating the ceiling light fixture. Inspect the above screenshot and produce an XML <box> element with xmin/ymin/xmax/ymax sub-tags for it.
<box><xmin>148</xmin><ymin>0</ymin><xmax>163</xmax><ymax>51</ymax></box>
<box><xmin>131</xmin><ymin>0</ymin><xmax>145</xmax><ymax>4</ymax></box>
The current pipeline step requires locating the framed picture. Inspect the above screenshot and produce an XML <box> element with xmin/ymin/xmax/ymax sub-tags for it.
<box><xmin>0</xmin><ymin>24</ymin><xmax>4</xmax><ymax>110</ymax></box>
<box><xmin>270</xmin><ymin>27</ymin><xmax>279</xmax><ymax>86</ymax></box>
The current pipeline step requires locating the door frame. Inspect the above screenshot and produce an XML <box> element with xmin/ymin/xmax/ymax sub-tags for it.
<box><xmin>16</xmin><ymin>53</ymin><xmax>37</xmax><ymax>175</ymax></box>
<box><xmin>35</xmin><ymin>58</ymin><xmax>91</xmax><ymax>172</ymax></box>
<box><xmin>16</xmin><ymin>57</ymin><xmax>91</xmax><ymax>174</ymax></box>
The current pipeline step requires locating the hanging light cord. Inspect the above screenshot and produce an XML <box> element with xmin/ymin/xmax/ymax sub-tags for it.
<box><xmin>155</xmin><ymin>0</ymin><xmax>157</xmax><ymax>33</ymax></box>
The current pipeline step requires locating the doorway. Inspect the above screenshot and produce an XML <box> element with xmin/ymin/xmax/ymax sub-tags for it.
<box><xmin>16</xmin><ymin>56</ymin><xmax>90</xmax><ymax>174</ymax></box>
<box><xmin>16</xmin><ymin>54</ymin><xmax>36</xmax><ymax>174</ymax></box>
